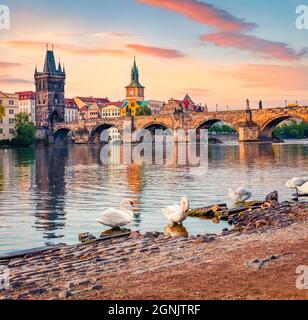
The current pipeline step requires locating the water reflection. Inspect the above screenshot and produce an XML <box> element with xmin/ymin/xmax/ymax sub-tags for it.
<box><xmin>164</xmin><ymin>223</ymin><xmax>189</xmax><ymax>238</ymax></box>
<box><xmin>35</xmin><ymin>147</ymin><xmax>68</xmax><ymax>239</ymax></box>
<box><xmin>0</xmin><ymin>141</ymin><xmax>307</xmax><ymax>253</ymax></box>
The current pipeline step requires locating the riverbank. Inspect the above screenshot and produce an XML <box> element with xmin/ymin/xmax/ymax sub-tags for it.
<box><xmin>0</xmin><ymin>199</ymin><xmax>307</xmax><ymax>300</ymax></box>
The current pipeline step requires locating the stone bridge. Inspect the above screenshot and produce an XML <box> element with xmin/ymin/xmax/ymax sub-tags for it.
<box><xmin>51</xmin><ymin>106</ymin><xmax>308</xmax><ymax>144</ymax></box>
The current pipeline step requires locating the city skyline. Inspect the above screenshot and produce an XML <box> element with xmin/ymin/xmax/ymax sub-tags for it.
<box><xmin>1</xmin><ymin>0</ymin><xmax>308</xmax><ymax>109</ymax></box>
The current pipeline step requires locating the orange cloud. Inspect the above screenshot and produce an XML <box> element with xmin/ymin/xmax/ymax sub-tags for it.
<box><xmin>137</xmin><ymin>0</ymin><xmax>256</xmax><ymax>32</ymax></box>
<box><xmin>231</xmin><ymin>64</ymin><xmax>308</xmax><ymax>91</ymax></box>
<box><xmin>0</xmin><ymin>76</ymin><xmax>32</xmax><ymax>85</ymax></box>
<box><xmin>0</xmin><ymin>62</ymin><xmax>22</xmax><ymax>69</ymax></box>
<box><xmin>201</xmin><ymin>33</ymin><xmax>308</xmax><ymax>61</ymax></box>
<box><xmin>127</xmin><ymin>44</ymin><xmax>184</xmax><ymax>58</ymax></box>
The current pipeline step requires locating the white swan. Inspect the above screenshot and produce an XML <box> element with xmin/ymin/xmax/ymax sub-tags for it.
<box><xmin>286</xmin><ymin>177</ymin><xmax>308</xmax><ymax>189</ymax></box>
<box><xmin>286</xmin><ymin>177</ymin><xmax>308</xmax><ymax>195</ymax></box>
<box><xmin>96</xmin><ymin>199</ymin><xmax>134</xmax><ymax>229</ymax></box>
<box><xmin>164</xmin><ymin>197</ymin><xmax>189</xmax><ymax>224</ymax></box>
<box><xmin>229</xmin><ymin>187</ymin><xmax>252</xmax><ymax>202</ymax></box>
<box><xmin>297</xmin><ymin>182</ymin><xmax>308</xmax><ymax>196</ymax></box>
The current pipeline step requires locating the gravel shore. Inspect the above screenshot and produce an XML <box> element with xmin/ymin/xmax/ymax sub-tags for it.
<box><xmin>0</xmin><ymin>200</ymin><xmax>307</xmax><ymax>300</ymax></box>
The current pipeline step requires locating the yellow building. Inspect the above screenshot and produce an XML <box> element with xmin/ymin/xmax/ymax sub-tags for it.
<box><xmin>120</xmin><ymin>99</ymin><xmax>150</xmax><ymax>117</ymax></box>
<box><xmin>0</xmin><ymin>91</ymin><xmax>19</xmax><ymax>141</ymax></box>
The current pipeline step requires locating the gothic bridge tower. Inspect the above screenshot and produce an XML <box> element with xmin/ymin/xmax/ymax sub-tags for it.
<box><xmin>34</xmin><ymin>47</ymin><xmax>66</xmax><ymax>127</ymax></box>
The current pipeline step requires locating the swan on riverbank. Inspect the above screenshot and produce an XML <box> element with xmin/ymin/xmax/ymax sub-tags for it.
<box><xmin>286</xmin><ymin>177</ymin><xmax>308</xmax><ymax>195</ymax></box>
<box><xmin>164</xmin><ymin>197</ymin><xmax>190</xmax><ymax>224</ymax></box>
<box><xmin>96</xmin><ymin>199</ymin><xmax>134</xmax><ymax>229</ymax></box>
<box><xmin>229</xmin><ymin>187</ymin><xmax>252</xmax><ymax>203</ymax></box>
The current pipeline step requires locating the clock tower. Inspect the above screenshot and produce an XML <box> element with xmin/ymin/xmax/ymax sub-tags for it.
<box><xmin>125</xmin><ymin>57</ymin><xmax>145</xmax><ymax>101</ymax></box>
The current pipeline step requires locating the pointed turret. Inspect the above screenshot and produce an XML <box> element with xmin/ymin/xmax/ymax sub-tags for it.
<box><xmin>58</xmin><ymin>60</ymin><xmax>62</xmax><ymax>73</ymax></box>
<box><xmin>43</xmin><ymin>49</ymin><xmax>57</xmax><ymax>74</ymax></box>
<box><xmin>125</xmin><ymin>57</ymin><xmax>145</xmax><ymax>101</ymax></box>
<box><xmin>126</xmin><ymin>57</ymin><xmax>144</xmax><ymax>89</ymax></box>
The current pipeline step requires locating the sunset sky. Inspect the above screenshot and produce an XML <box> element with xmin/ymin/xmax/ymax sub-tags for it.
<box><xmin>1</xmin><ymin>0</ymin><xmax>308</xmax><ymax>110</ymax></box>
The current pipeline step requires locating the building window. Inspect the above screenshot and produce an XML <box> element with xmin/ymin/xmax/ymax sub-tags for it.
<box><xmin>9</xmin><ymin>128</ymin><xmax>14</xmax><ymax>134</ymax></box>
<box><xmin>9</xmin><ymin>100</ymin><xmax>14</xmax><ymax>105</ymax></box>
<box><xmin>9</xmin><ymin>118</ymin><xmax>14</xmax><ymax>124</ymax></box>
<box><xmin>0</xmin><ymin>128</ymin><xmax>2</xmax><ymax>134</ymax></box>
<box><xmin>9</xmin><ymin>109</ymin><xmax>14</xmax><ymax>115</ymax></box>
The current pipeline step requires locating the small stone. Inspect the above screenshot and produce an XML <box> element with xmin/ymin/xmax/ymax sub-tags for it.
<box><xmin>129</xmin><ymin>231</ymin><xmax>141</xmax><ymax>239</ymax></box>
<box><xmin>59</xmin><ymin>290</ymin><xmax>72</xmax><ymax>299</ymax></box>
<box><xmin>144</xmin><ymin>232</ymin><xmax>155</xmax><ymax>239</ymax></box>
<box><xmin>91</xmin><ymin>285</ymin><xmax>103</xmax><ymax>291</ymax></box>
<box><xmin>256</xmin><ymin>220</ymin><xmax>267</xmax><ymax>228</ymax></box>
<box><xmin>78</xmin><ymin>232</ymin><xmax>96</xmax><ymax>243</ymax></box>
<box><xmin>211</xmin><ymin>204</ymin><xmax>222</xmax><ymax>213</ymax></box>
<box><xmin>28</xmin><ymin>288</ymin><xmax>48</xmax><ymax>295</ymax></box>
<box><xmin>265</xmin><ymin>191</ymin><xmax>279</xmax><ymax>202</ymax></box>
<box><xmin>194</xmin><ymin>235</ymin><xmax>215</xmax><ymax>244</ymax></box>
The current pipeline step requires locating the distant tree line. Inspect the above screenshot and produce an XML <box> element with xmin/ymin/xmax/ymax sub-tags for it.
<box><xmin>209</xmin><ymin>124</ymin><xmax>237</xmax><ymax>135</ymax></box>
<box><xmin>272</xmin><ymin>120</ymin><xmax>308</xmax><ymax>139</ymax></box>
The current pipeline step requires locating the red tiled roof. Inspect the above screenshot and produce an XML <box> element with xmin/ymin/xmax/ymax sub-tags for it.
<box><xmin>76</xmin><ymin>96</ymin><xmax>109</xmax><ymax>104</ymax></box>
<box><xmin>103</xmin><ymin>101</ymin><xmax>123</xmax><ymax>107</ymax></box>
<box><xmin>65</xmin><ymin>98</ymin><xmax>78</xmax><ymax>109</ymax></box>
<box><xmin>15</xmin><ymin>91</ymin><xmax>36</xmax><ymax>100</ymax></box>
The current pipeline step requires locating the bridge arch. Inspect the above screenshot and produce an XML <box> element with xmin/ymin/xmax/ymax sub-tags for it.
<box><xmin>89</xmin><ymin>123</ymin><xmax>122</xmax><ymax>144</ymax></box>
<box><xmin>142</xmin><ymin>121</ymin><xmax>173</xmax><ymax>133</ymax></box>
<box><xmin>53</xmin><ymin>127</ymin><xmax>73</xmax><ymax>145</ymax></box>
<box><xmin>260</xmin><ymin>115</ymin><xmax>307</xmax><ymax>140</ymax></box>
<box><xmin>194</xmin><ymin>118</ymin><xmax>238</xmax><ymax>131</ymax></box>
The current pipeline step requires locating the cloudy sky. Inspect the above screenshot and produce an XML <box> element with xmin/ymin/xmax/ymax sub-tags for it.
<box><xmin>0</xmin><ymin>0</ymin><xmax>308</xmax><ymax>109</ymax></box>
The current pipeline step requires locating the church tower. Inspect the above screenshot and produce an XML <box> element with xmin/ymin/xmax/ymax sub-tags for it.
<box><xmin>125</xmin><ymin>57</ymin><xmax>145</xmax><ymax>102</ymax></box>
<box><xmin>34</xmin><ymin>47</ymin><xmax>66</xmax><ymax>127</ymax></box>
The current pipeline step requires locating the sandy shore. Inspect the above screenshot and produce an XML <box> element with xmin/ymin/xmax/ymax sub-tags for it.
<box><xmin>0</xmin><ymin>201</ymin><xmax>307</xmax><ymax>300</ymax></box>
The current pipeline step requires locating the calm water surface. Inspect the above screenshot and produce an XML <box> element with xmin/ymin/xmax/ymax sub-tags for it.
<box><xmin>0</xmin><ymin>141</ymin><xmax>307</xmax><ymax>254</ymax></box>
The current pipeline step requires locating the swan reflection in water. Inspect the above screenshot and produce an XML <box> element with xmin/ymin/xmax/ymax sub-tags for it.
<box><xmin>164</xmin><ymin>223</ymin><xmax>189</xmax><ymax>238</ymax></box>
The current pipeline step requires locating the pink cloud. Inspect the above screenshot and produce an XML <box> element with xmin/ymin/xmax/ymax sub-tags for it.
<box><xmin>201</xmin><ymin>33</ymin><xmax>308</xmax><ymax>61</ymax></box>
<box><xmin>137</xmin><ymin>0</ymin><xmax>256</xmax><ymax>32</ymax></box>
<box><xmin>0</xmin><ymin>62</ymin><xmax>22</xmax><ymax>69</ymax></box>
<box><xmin>127</xmin><ymin>44</ymin><xmax>184</xmax><ymax>58</ymax></box>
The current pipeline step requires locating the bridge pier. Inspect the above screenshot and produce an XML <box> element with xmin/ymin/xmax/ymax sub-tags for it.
<box><xmin>238</xmin><ymin>125</ymin><xmax>260</xmax><ymax>143</ymax></box>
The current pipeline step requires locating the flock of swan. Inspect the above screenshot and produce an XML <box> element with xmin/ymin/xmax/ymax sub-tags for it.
<box><xmin>96</xmin><ymin>176</ymin><xmax>308</xmax><ymax>229</ymax></box>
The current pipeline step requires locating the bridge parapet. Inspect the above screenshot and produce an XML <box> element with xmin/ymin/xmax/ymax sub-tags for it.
<box><xmin>50</xmin><ymin>106</ymin><xmax>308</xmax><ymax>144</ymax></box>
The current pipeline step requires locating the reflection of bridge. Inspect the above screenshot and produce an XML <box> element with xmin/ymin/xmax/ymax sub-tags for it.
<box><xmin>51</xmin><ymin>106</ymin><xmax>308</xmax><ymax>144</ymax></box>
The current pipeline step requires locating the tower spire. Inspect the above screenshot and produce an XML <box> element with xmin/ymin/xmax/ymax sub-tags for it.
<box><xmin>43</xmin><ymin>49</ymin><xmax>57</xmax><ymax>74</ymax></box>
<box><xmin>58</xmin><ymin>58</ymin><xmax>62</xmax><ymax>73</ymax></box>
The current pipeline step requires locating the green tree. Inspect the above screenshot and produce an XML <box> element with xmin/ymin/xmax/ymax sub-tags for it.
<box><xmin>209</xmin><ymin>124</ymin><xmax>236</xmax><ymax>135</ymax></box>
<box><xmin>272</xmin><ymin>120</ymin><xmax>308</xmax><ymax>139</ymax></box>
<box><xmin>0</xmin><ymin>104</ymin><xmax>5</xmax><ymax>121</ymax></box>
<box><xmin>136</xmin><ymin>106</ymin><xmax>152</xmax><ymax>116</ymax></box>
<box><xmin>11</xmin><ymin>113</ymin><xmax>36</xmax><ymax>147</ymax></box>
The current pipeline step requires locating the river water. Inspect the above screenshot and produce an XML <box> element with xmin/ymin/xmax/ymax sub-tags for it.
<box><xmin>0</xmin><ymin>140</ymin><xmax>307</xmax><ymax>254</ymax></box>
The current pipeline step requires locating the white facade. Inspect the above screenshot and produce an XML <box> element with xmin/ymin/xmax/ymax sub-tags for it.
<box><xmin>101</xmin><ymin>105</ymin><xmax>121</xmax><ymax>118</ymax></box>
<box><xmin>19</xmin><ymin>99</ymin><xmax>36</xmax><ymax>123</ymax></box>
<box><xmin>108</xmin><ymin>127</ymin><xmax>121</xmax><ymax>141</ymax></box>
<box><xmin>65</xmin><ymin>106</ymin><xmax>78</xmax><ymax>123</ymax></box>
<box><xmin>0</xmin><ymin>91</ymin><xmax>19</xmax><ymax>141</ymax></box>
